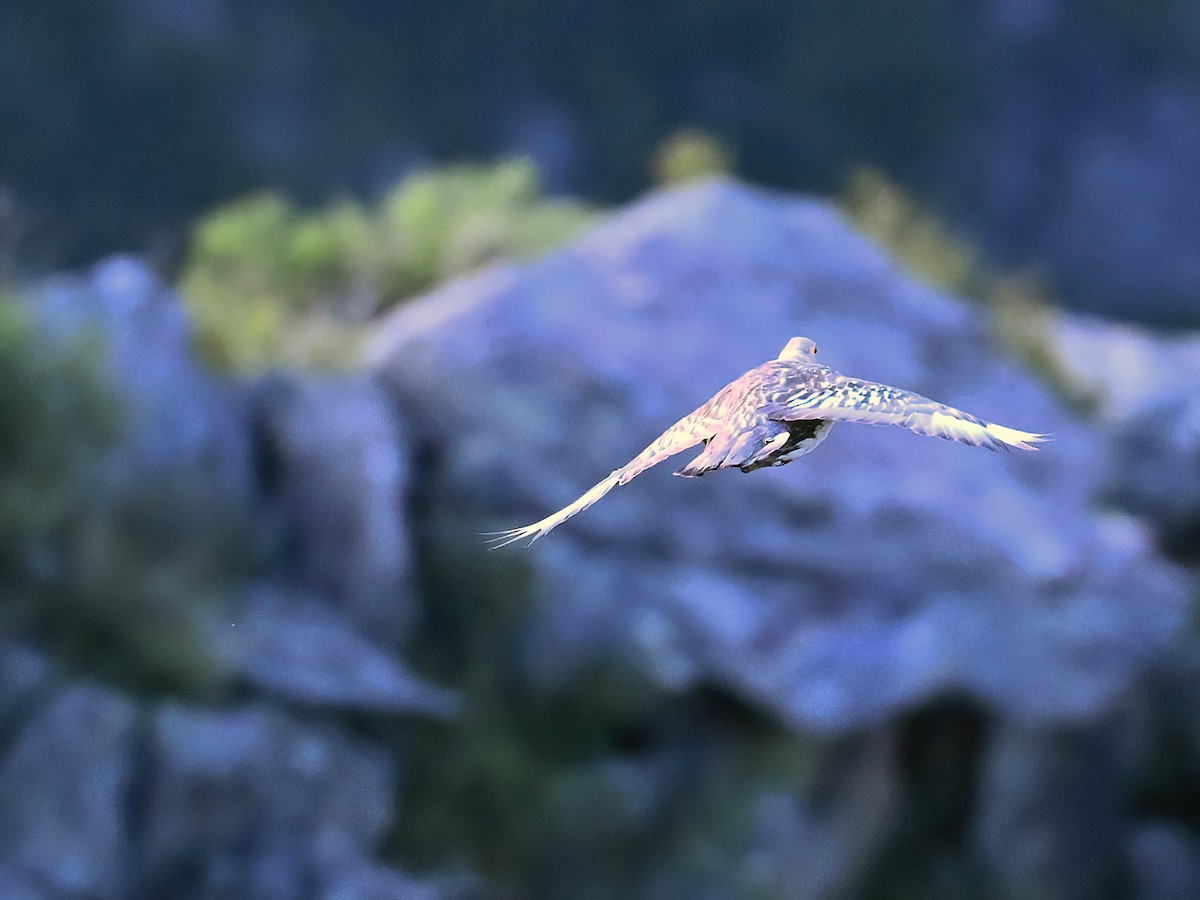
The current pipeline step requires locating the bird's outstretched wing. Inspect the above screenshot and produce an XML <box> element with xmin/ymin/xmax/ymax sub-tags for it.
<box><xmin>483</xmin><ymin>413</ymin><xmax>712</xmax><ymax>548</ymax></box>
<box><xmin>772</xmin><ymin>375</ymin><xmax>1047</xmax><ymax>451</ymax></box>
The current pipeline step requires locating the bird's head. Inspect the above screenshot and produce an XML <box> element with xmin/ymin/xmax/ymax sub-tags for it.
<box><xmin>778</xmin><ymin>336</ymin><xmax>818</xmax><ymax>361</ymax></box>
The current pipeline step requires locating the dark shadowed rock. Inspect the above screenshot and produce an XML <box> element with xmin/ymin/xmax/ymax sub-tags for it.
<box><xmin>251</xmin><ymin>373</ymin><xmax>417</xmax><ymax>643</ymax></box>
<box><xmin>369</xmin><ymin>179</ymin><xmax>1187</xmax><ymax>732</ymax></box>
<box><xmin>738</xmin><ymin>732</ymin><xmax>896</xmax><ymax>898</ymax></box>
<box><xmin>233</xmin><ymin>584</ymin><xmax>458</xmax><ymax>718</ymax></box>
<box><xmin>1127</xmin><ymin>820</ymin><xmax>1200</xmax><ymax>900</ymax></box>
<box><xmin>974</xmin><ymin>718</ymin><xmax>1128</xmax><ymax>898</ymax></box>
<box><xmin>0</xmin><ymin>684</ymin><xmax>138</xmax><ymax>898</ymax></box>
<box><xmin>138</xmin><ymin>703</ymin><xmax>396</xmax><ymax>899</ymax></box>
<box><xmin>0</xmin><ymin>640</ymin><xmax>56</xmax><ymax>738</ymax></box>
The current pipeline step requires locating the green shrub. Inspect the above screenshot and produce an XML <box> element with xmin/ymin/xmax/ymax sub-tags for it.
<box><xmin>653</xmin><ymin>128</ymin><xmax>737</xmax><ymax>185</ymax></box>
<box><xmin>181</xmin><ymin>158</ymin><xmax>596</xmax><ymax>371</ymax></box>
<box><xmin>0</xmin><ymin>300</ymin><xmax>248</xmax><ymax>697</ymax></box>
<box><xmin>839</xmin><ymin>167</ymin><xmax>1092</xmax><ymax>410</ymax></box>
<box><xmin>0</xmin><ymin>300</ymin><xmax>118</xmax><ymax>570</ymax></box>
<box><xmin>840</xmin><ymin>166</ymin><xmax>977</xmax><ymax>294</ymax></box>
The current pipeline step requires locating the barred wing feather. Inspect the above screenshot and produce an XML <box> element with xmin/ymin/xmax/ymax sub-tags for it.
<box><xmin>773</xmin><ymin>376</ymin><xmax>1047</xmax><ymax>452</ymax></box>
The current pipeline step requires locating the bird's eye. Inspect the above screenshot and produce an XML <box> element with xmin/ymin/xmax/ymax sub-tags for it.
<box><xmin>812</xmin><ymin>347</ymin><xmax>818</xmax><ymax>354</ymax></box>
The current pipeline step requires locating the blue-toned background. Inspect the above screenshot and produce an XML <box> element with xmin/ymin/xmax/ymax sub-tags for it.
<box><xmin>5</xmin><ymin>1</ymin><xmax>1200</xmax><ymax>323</ymax></box>
<box><xmin>2</xmin><ymin>3</ymin><xmax>1199</xmax><ymax>898</ymax></box>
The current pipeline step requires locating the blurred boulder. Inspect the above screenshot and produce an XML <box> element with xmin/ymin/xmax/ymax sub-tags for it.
<box><xmin>137</xmin><ymin>703</ymin><xmax>396</xmax><ymax>899</ymax></box>
<box><xmin>0</xmin><ymin>639</ymin><xmax>55</xmax><ymax>737</ymax></box>
<box><xmin>232</xmin><ymin>584</ymin><xmax>458</xmax><ymax>718</ymax></box>
<box><xmin>370</xmin><ymin>179</ymin><xmax>1188</xmax><ymax>732</ymax></box>
<box><xmin>0</xmin><ymin>866</ymin><xmax>54</xmax><ymax>900</ymax></box>
<box><xmin>974</xmin><ymin>718</ymin><xmax>1128</xmax><ymax>899</ymax></box>
<box><xmin>322</xmin><ymin>865</ymin><xmax>481</xmax><ymax>900</ymax></box>
<box><xmin>7</xmin><ymin>256</ymin><xmax>463</xmax><ymax>896</ymax></box>
<box><xmin>0</xmin><ymin>684</ymin><xmax>138</xmax><ymax>898</ymax></box>
<box><xmin>740</xmin><ymin>731</ymin><xmax>897</xmax><ymax>898</ymax></box>
<box><xmin>251</xmin><ymin>373</ymin><xmax>416</xmax><ymax>643</ymax></box>
<box><xmin>0</xmin><ymin>628</ymin><xmax>456</xmax><ymax>900</ymax></box>
<box><xmin>1127</xmin><ymin>820</ymin><xmax>1200</xmax><ymax>900</ymax></box>
<box><xmin>1047</xmin><ymin>314</ymin><xmax>1200</xmax><ymax>559</ymax></box>
<box><xmin>29</xmin><ymin>256</ymin><xmax>253</xmax><ymax>496</ymax></box>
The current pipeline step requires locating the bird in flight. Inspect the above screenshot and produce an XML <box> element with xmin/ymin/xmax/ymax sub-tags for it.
<box><xmin>485</xmin><ymin>336</ymin><xmax>1046</xmax><ymax>548</ymax></box>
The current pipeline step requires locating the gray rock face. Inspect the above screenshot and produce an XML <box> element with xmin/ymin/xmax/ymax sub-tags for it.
<box><xmin>1049</xmin><ymin>314</ymin><xmax>1200</xmax><ymax>556</ymax></box>
<box><xmin>252</xmin><ymin>373</ymin><xmax>416</xmax><ymax>643</ymax></box>
<box><xmin>0</xmin><ymin>684</ymin><xmax>456</xmax><ymax>900</ymax></box>
<box><xmin>974</xmin><ymin>719</ymin><xmax>1129</xmax><ymax>899</ymax></box>
<box><xmin>740</xmin><ymin>733</ymin><xmax>897</xmax><ymax>899</ymax></box>
<box><xmin>233</xmin><ymin>584</ymin><xmax>458</xmax><ymax>718</ymax></box>
<box><xmin>370</xmin><ymin>179</ymin><xmax>1188</xmax><ymax>732</ymax></box>
<box><xmin>0</xmin><ymin>640</ymin><xmax>56</xmax><ymax>738</ymax></box>
<box><xmin>322</xmin><ymin>865</ymin><xmax>480</xmax><ymax>900</ymax></box>
<box><xmin>0</xmin><ymin>866</ymin><xmax>55</xmax><ymax>900</ymax></box>
<box><xmin>1127</xmin><ymin>820</ymin><xmax>1200</xmax><ymax>900</ymax></box>
<box><xmin>7</xmin><ymin>190</ymin><xmax>1197</xmax><ymax>900</ymax></box>
<box><xmin>30</xmin><ymin>256</ymin><xmax>252</xmax><ymax>496</ymax></box>
<box><xmin>0</xmin><ymin>684</ymin><xmax>138</xmax><ymax>898</ymax></box>
<box><xmin>137</xmin><ymin>703</ymin><xmax>396</xmax><ymax>900</ymax></box>
<box><xmin>5</xmin><ymin>257</ymin><xmax>462</xmax><ymax>897</ymax></box>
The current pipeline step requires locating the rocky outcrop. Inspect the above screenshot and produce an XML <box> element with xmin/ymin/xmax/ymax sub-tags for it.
<box><xmin>31</xmin><ymin>256</ymin><xmax>254</xmax><ymax>497</ymax></box>
<box><xmin>0</xmin><ymin>684</ymin><xmax>138</xmax><ymax>898</ymax></box>
<box><xmin>1048</xmin><ymin>314</ymin><xmax>1200</xmax><ymax>558</ymax></box>
<box><xmin>362</xmin><ymin>178</ymin><xmax>1200</xmax><ymax>896</ymax></box>
<box><xmin>232</xmin><ymin>584</ymin><xmax>457</xmax><ymax>718</ymax></box>
<box><xmin>5</xmin><ymin>181</ymin><xmax>1199</xmax><ymax>899</ymax></box>
<box><xmin>250</xmin><ymin>374</ymin><xmax>418</xmax><ymax>643</ymax></box>
<box><xmin>5</xmin><ymin>259</ymin><xmax>460</xmax><ymax>898</ymax></box>
<box><xmin>137</xmin><ymin>703</ymin><xmax>398</xmax><ymax>899</ymax></box>
<box><xmin>370</xmin><ymin>179</ymin><xmax>1188</xmax><ymax>733</ymax></box>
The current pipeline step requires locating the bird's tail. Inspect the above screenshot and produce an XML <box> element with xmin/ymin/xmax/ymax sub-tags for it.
<box><xmin>482</xmin><ymin>469</ymin><xmax>623</xmax><ymax>549</ymax></box>
<box><xmin>980</xmin><ymin>422</ymin><xmax>1049</xmax><ymax>451</ymax></box>
<box><xmin>484</xmin><ymin>415</ymin><xmax>708</xmax><ymax>549</ymax></box>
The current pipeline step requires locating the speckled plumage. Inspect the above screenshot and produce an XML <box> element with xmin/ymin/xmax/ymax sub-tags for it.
<box><xmin>485</xmin><ymin>336</ymin><xmax>1047</xmax><ymax>547</ymax></box>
